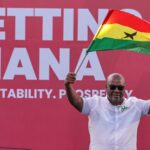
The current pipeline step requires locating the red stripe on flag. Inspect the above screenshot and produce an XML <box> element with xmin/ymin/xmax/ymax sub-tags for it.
<box><xmin>103</xmin><ymin>10</ymin><xmax>150</xmax><ymax>32</ymax></box>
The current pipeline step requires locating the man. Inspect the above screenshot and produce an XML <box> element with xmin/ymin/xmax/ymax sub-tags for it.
<box><xmin>65</xmin><ymin>72</ymin><xmax>150</xmax><ymax>150</ymax></box>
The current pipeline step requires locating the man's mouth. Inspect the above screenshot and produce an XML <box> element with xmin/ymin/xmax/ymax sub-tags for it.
<box><xmin>112</xmin><ymin>94</ymin><xmax>122</xmax><ymax>98</ymax></box>
<box><xmin>113</xmin><ymin>93</ymin><xmax>121</xmax><ymax>96</ymax></box>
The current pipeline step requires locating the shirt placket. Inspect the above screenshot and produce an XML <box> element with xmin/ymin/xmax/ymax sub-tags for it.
<box><xmin>114</xmin><ymin>107</ymin><xmax>119</xmax><ymax>150</ymax></box>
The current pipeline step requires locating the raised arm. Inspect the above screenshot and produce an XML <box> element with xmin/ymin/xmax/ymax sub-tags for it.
<box><xmin>64</xmin><ymin>72</ymin><xmax>83</xmax><ymax>112</ymax></box>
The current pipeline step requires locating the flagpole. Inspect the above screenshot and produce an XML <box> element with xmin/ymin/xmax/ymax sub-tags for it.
<box><xmin>75</xmin><ymin>51</ymin><xmax>89</xmax><ymax>74</ymax></box>
<box><xmin>75</xmin><ymin>37</ymin><xmax>96</xmax><ymax>74</ymax></box>
<box><xmin>75</xmin><ymin>10</ymin><xmax>112</xmax><ymax>74</ymax></box>
<box><xmin>75</xmin><ymin>35</ymin><xmax>96</xmax><ymax>74</ymax></box>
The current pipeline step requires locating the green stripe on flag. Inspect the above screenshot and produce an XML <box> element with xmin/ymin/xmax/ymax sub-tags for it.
<box><xmin>87</xmin><ymin>38</ymin><xmax>150</xmax><ymax>54</ymax></box>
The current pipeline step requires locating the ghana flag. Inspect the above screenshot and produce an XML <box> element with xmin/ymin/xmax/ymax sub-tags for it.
<box><xmin>87</xmin><ymin>10</ymin><xmax>150</xmax><ymax>54</ymax></box>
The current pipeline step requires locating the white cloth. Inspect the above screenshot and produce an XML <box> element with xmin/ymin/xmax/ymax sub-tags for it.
<box><xmin>82</xmin><ymin>96</ymin><xmax>150</xmax><ymax>150</ymax></box>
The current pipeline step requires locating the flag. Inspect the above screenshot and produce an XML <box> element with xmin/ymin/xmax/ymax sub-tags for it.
<box><xmin>87</xmin><ymin>10</ymin><xmax>150</xmax><ymax>54</ymax></box>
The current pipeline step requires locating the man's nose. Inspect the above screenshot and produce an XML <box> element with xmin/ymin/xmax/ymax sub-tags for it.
<box><xmin>114</xmin><ymin>88</ymin><xmax>120</xmax><ymax>92</ymax></box>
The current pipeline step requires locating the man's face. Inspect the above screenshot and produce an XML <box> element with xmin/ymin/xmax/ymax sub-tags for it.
<box><xmin>106</xmin><ymin>78</ymin><xmax>125</xmax><ymax>105</ymax></box>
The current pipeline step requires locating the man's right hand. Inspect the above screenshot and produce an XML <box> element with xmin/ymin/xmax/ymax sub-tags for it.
<box><xmin>64</xmin><ymin>72</ymin><xmax>76</xmax><ymax>86</ymax></box>
<box><xmin>64</xmin><ymin>72</ymin><xmax>83</xmax><ymax>112</ymax></box>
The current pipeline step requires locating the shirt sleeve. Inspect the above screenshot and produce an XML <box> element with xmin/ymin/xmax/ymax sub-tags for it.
<box><xmin>81</xmin><ymin>95</ymin><xmax>99</xmax><ymax>115</ymax></box>
<box><xmin>134</xmin><ymin>98</ymin><xmax>150</xmax><ymax>116</ymax></box>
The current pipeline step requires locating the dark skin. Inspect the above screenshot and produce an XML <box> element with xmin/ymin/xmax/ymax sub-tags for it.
<box><xmin>65</xmin><ymin>72</ymin><xmax>150</xmax><ymax>114</ymax></box>
<box><xmin>106</xmin><ymin>73</ymin><xmax>125</xmax><ymax>106</ymax></box>
<box><xmin>65</xmin><ymin>72</ymin><xmax>83</xmax><ymax>112</ymax></box>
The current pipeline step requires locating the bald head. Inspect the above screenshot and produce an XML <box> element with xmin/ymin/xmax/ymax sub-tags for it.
<box><xmin>107</xmin><ymin>73</ymin><xmax>125</xmax><ymax>86</ymax></box>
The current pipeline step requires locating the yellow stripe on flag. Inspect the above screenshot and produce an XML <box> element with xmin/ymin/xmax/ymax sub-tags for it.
<box><xmin>93</xmin><ymin>24</ymin><xmax>150</xmax><ymax>41</ymax></box>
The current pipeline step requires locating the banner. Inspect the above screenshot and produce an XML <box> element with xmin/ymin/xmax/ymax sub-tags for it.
<box><xmin>0</xmin><ymin>0</ymin><xmax>150</xmax><ymax>149</ymax></box>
